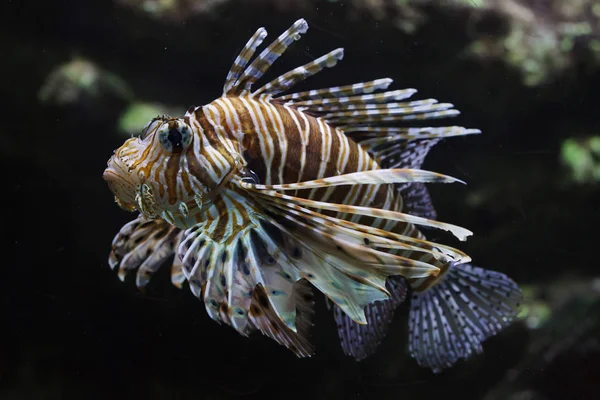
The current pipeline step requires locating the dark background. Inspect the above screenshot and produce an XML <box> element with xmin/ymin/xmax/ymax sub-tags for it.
<box><xmin>3</xmin><ymin>0</ymin><xmax>600</xmax><ymax>399</ymax></box>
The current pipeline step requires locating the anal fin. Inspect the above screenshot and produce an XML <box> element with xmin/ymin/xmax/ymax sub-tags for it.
<box><xmin>399</xmin><ymin>182</ymin><xmax>438</xmax><ymax>221</ymax></box>
<box><xmin>334</xmin><ymin>276</ymin><xmax>408</xmax><ymax>361</ymax></box>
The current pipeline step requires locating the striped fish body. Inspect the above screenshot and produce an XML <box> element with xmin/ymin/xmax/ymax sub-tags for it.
<box><xmin>195</xmin><ymin>98</ymin><xmax>407</xmax><ymax>229</ymax></box>
<box><xmin>104</xmin><ymin>18</ymin><xmax>522</xmax><ymax>373</ymax></box>
<box><xmin>198</xmin><ymin>96</ymin><xmax>453</xmax><ymax>292</ymax></box>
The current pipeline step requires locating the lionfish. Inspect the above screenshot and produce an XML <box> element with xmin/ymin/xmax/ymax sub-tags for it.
<box><xmin>103</xmin><ymin>19</ymin><xmax>521</xmax><ymax>372</ymax></box>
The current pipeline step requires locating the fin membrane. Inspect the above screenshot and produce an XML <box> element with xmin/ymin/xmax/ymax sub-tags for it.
<box><xmin>245</xmin><ymin>181</ymin><xmax>472</xmax><ymax>241</ymax></box>
<box><xmin>408</xmin><ymin>263</ymin><xmax>522</xmax><ymax>373</ymax></box>
<box><xmin>178</xmin><ymin>220</ymin><xmax>301</xmax><ymax>336</ymax></box>
<box><xmin>249</xmin><ymin>280</ymin><xmax>315</xmax><ymax>357</ymax></box>
<box><xmin>109</xmin><ymin>215</ymin><xmax>184</xmax><ymax>289</ymax></box>
<box><xmin>399</xmin><ymin>182</ymin><xmax>438</xmax><ymax>220</ymax></box>
<box><xmin>177</xmin><ymin>194</ymin><xmax>315</xmax><ymax>354</ymax></box>
<box><xmin>244</xmin><ymin>188</ymin><xmax>453</xmax><ymax>322</ymax></box>
<box><xmin>333</xmin><ymin>276</ymin><xmax>408</xmax><ymax>361</ymax></box>
<box><xmin>353</xmin><ymin>128</ymin><xmax>480</xmax><ymax>222</ymax></box>
<box><xmin>255</xmin><ymin>48</ymin><xmax>344</xmax><ymax>97</ymax></box>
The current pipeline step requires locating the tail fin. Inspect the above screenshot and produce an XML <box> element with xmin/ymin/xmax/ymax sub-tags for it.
<box><xmin>408</xmin><ymin>263</ymin><xmax>522</xmax><ymax>373</ymax></box>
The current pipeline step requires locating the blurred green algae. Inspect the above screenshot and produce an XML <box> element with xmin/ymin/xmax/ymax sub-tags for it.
<box><xmin>118</xmin><ymin>102</ymin><xmax>185</xmax><ymax>136</ymax></box>
<box><xmin>561</xmin><ymin>136</ymin><xmax>600</xmax><ymax>184</ymax></box>
<box><xmin>38</xmin><ymin>57</ymin><xmax>133</xmax><ymax>106</ymax></box>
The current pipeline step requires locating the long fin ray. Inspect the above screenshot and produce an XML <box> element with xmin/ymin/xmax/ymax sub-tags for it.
<box><xmin>320</xmin><ymin>102</ymin><xmax>455</xmax><ymax>120</ymax></box>
<box><xmin>257</xmin><ymin>195</ymin><xmax>445</xmax><ymax>271</ymax></box>
<box><xmin>109</xmin><ymin>216</ymin><xmax>183</xmax><ymax>289</ymax></box>
<box><xmin>252</xmin><ymin>193</ymin><xmax>464</xmax><ymax>263</ymax></box>
<box><xmin>178</xmin><ymin>221</ymin><xmax>302</xmax><ymax>333</ymax></box>
<box><xmin>233</xmin><ymin>19</ymin><xmax>308</xmax><ymax>95</ymax></box>
<box><xmin>238</xmin><ymin>168</ymin><xmax>463</xmax><ymax>191</ymax></box>
<box><xmin>347</xmin><ymin>126</ymin><xmax>482</xmax><ymax>141</ymax></box>
<box><xmin>254</xmin><ymin>48</ymin><xmax>344</xmax><ymax>97</ymax></box>
<box><xmin>239</xmin><ymin>178</ymin><xmax>471</xmax><ymax>262</ymax></box>
<box><xmin>178</xmin><ymin>219</ymin><xmax>316</xmax><ymax>347</ymax></box>
<box><xmin>244</xmin><ymin>224</ymin><xmax>302</xmax><ymax>331</ymax></box>
<box><xmin>277</xmin><ymin>78</ymin><xmax>394</xmax><ymax>102</ymax></box>
<box><xmin>343</xmin><ymin>127</ymin><xmax>477</xmax><ymax>222</ymax></box>
<box><xmin>223</xmin><ymin>27</ymin><xmax>268</xmax><ymax>95</ymax></box>
<box><xmin>170</xmin><ymin>252</ymin><xmax>185</xmax><ymax>288</ymax></box>
<box><xmin>326</xmin><ymin>109</ymin><xmax>461</xmax><ymax>125</ymax></box>
<box><xmin>288</xmin><ymin>88</ymin><xmax>417</xmax><ymax>107</ymax></box>
<box><xmin>268</xmin><ymin>201</ymin><xmax>470</xmax><ymax>262</ymax></box>
<box><xmin>256</xmin><ymin>207</ymin><xmax>397</xmax><ymax>324</ymax></box>
<box><xmin>244</xmin><ymin>187</ymin><xmax>473</xmax><ymax>241</ymax></box>
<box><xmin>306</xmin><ymin>98</ymin><xmax>438</xmax><ymax>112</ymax></box>
<box><xmin>135</xmin><ymin>228</ymin><xmax>182</xmax><ymax>288</ymax></box>
<box><xmin>202</xmin><ymin>245</ymin><xmax>229</xmax><ymax>324</ymax></box>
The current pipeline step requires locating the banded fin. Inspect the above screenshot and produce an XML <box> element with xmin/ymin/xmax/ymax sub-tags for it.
<box><xmin>278</xmin><ymin>78</ymin><xmax>395</xmax><ymax>102</ymax></box>
<box><xmin>346</xmin><ymin>126</ymin><xmax>482</xmax><ymax>140</ymax></box>
<box><xmin>176</xmin><ymin>195</ymin><xmax>319</xmax><ymax>353</ymax></box>
<box><xmin>280</xmin><ymin>80</ymin><xmax>478</xmax><ymax>130</ymax></box>
<box><xmin>409</xmin><ymin>263</ymin><xmax>522</xmax><ymax>373</ymax></box>
<box><xmin>255</xmin><ymin>211</ymin><xmax>394</xmax><ymax>324</ymax></box>
<box><xmin>170</xmin><ymin>251</ymin><xmax>185</xmax><ymax>288</ymax></box>
<box><xmin>350</xmin><ymin>127</ymin><xmax>481</xmax><ymax>170</ymax></box>
<box><xmin>178</xmin><ymin>190</ymin><xmax>317</xmax><ymax>336</ymax></box>
<box><xmin>240</xmin><ymin>188</ymin><xmax>455</xmax><ymax>323</ymax></box>
<box><xmin>180</xmin><ymin>223</ymin><xmax>249</xmax><ymax>332</ymax></box>
<box><xmin>244</xmin><ymin>183</ymin><xmax>472</xmax><ymax>241</ymax></box>
<box><xmin>244</xmin><ymin>223</ymin><xmax>304</xmax><ymax>331</ymax></box>
<box><xmin>223</xmin><ymin>19</ymin><xmax>480</xmax><ymax>182</ymax></box>
<box><xmin>203</xmin><ymin>239</ymin><xmax>235</xmax><ymax>327</ymax></box>
<box><xmin>223</xmin><ymin>27</ymin><xmax>268</xmax><ymax>95</ymax></box>
<box><xmin>108</xmin><ymin>215</ymin><xmax>183</xmax><ymax>290</ymax></box>
<box><xmin>178</xmin><ymin>223</ymin><xmax>301</xmax><ymax>335</ymax></box>
<box><xmin>238</xmin><ymin>168</ymin><xmax>464</xmax><ymax>191</ymax></box>
<box><xmin>245</xmin><ymin>185</ymin><xmax>467</xmax><ymax>264</ymax></box>
<box><xmin>348</xmin><ymin>127</ymin><xmax>478</xmax><ymax>221</ymax></box>
<box><xmin>231</xmin><ymin>19</ymin><xmax>309</xmax><ymax>95</ymax></box>
<box><xmin>400</xmin><ymin>182</ymin><xmax>438</xmax><ymax>220</ymax></box>
<box><xmin>249</xmin><ymin>281</ymin><xmax>315</xmax><ymax>357</ymax></box>
<box><xmin>254</xmin><ymin>48</ymin><xmax>344</xmax><ymax>97</ymax></box>
<box><xmin>333</xmin><ymin>276</ymin><xmax>408</xmax><ymax>361</ymax></box>
<box><xmin>319</xmin><ymin>102</ymin><xmax>458</xmax><ymax>125</ymax></box>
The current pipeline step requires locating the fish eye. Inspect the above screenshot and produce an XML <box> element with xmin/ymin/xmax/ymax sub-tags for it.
<box><xmin>158</xmin><ymin>123</ymin><xmax>191</xmax><ymax>152</ymax></box>
<box><xmin>141</xmin><ymin>117</ymin><xmax>165</xmax><ymax>140</ymax></box>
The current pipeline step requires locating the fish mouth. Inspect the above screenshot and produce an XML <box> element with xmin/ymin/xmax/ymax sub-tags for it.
<box><xmin>103</xmin><ymin>154</ymin><xmax>138</xmax><ymax>210</ymax></box>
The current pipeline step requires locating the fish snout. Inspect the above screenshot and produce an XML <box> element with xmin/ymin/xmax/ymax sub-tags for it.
<box><xmin>104</xmin><ymin>156</ymin><xmax>137</xmax><ymax>209</ymax></box>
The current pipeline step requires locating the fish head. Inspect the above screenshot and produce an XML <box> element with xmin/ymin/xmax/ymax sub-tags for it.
<box><xmin>104</xmin><ymin>115</ymin><xmax>232</xmax><ymax>228</ymax></box>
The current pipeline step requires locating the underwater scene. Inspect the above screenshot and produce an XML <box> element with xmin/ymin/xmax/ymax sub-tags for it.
<box><xmin>5</xmin><ymin>0</ymin><xmax>600</xmax><ymax>399</ymax></box>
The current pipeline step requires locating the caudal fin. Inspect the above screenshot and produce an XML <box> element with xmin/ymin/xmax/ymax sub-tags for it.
<box><xmin>408</xmin><ymin>263</ymin><xmax>522</xmax><ymax>373</ymax></box>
